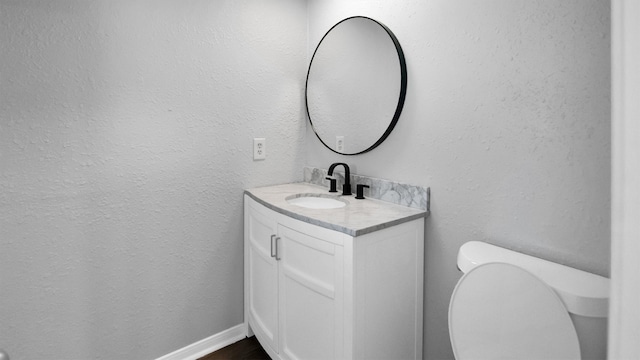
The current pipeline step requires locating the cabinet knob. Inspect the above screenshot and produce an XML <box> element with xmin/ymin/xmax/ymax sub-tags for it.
<box><xmin>275</xmin><ymin>237</ymin><xmax>281</xmax><ymax>261</ymax></box>
<box><xmin>271</xmin><ymin>234</ymin><xmax>281</xmax><ymax>261</ymax></box>
<box><xmin>270</xmin><ymin>235</ymin><xmax>277</xmax><ymax>258</ymax></box>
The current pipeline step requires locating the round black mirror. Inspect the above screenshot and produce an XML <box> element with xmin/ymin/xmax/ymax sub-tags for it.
<box><xmin>305</xmin><ymin>16</ymin><xmax>407</xmax><ymax>155</ymax></box>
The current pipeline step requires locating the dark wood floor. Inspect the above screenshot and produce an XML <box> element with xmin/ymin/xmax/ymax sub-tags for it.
<box><xmin>198</xmin><ymin>336</ymin><xmax>270</xmax><ymax>360</ymax></box>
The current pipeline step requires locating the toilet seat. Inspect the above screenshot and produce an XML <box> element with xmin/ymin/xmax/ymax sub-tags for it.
<box><xmin>449</xmin><ymin>262</ymin><xmax>580</xmax><ymax>360</ymax></box>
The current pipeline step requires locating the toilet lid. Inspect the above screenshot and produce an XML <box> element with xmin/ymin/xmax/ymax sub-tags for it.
<box><xmin>449</xmin><ymin>262</ymin><xmax>580</xmax><ymax>360</ymax></box>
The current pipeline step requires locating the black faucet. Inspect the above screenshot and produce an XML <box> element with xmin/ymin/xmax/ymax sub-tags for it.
<box><xmin>327</xmin><ymin>163</ymin><xmax>352</xmax><ymax>196</ymax></box>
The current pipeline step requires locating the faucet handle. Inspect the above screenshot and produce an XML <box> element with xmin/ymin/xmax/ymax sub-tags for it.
<box><xmin>355</xmin><ymin>184</ymin><xmax>370</xmax><ymax>199</ymax></box>
<box><xmin>325</xmin><ymin>177</ymin><xmax>338</xmax><ymax>193</ymax></box>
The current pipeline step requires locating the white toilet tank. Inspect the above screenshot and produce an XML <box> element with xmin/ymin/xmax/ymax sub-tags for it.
<box><xmin>456</xmin><ymin>241</ymin><xmax>610</xmax><ymax>360</ymax></box>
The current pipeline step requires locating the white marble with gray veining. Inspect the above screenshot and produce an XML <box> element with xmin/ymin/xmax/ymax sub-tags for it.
<box><xmin>245</xmin><ymin>182</ymin><xmax>427</xmax><ymax>237</ymax></box>
<box><xmin>304</xmin><ymin>166</ymin><xmax>429</xmax><ymax>211</ymax></box>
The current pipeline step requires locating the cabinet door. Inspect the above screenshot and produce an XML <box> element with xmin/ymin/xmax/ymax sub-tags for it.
<box><xmin>277</xmin><ymin>224</ymin><xmax>344</xmax><ymax>360</ymax></box>
<box><xmin>246</xmin><ymin>201</ymin><xmax>279</xmax><ymax>354</ymax></box>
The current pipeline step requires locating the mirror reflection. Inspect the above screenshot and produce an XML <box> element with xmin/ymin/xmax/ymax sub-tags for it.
<box><xmin>305</xmin><ymin>16</ymin><xmax>407</xmax><ymax>155</ymax></box>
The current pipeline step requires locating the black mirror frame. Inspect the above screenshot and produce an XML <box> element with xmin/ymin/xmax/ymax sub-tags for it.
<box><xmin>305</xmin><ymin>16</ymin><xmax>408</xmax><ymax>156</ymax></box>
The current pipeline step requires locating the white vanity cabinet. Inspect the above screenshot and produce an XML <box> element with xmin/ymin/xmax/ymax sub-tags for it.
<box><xmin>244</xmin><ymin>194</ymin><xmax>425</xmax><ymax>360</ymax></box>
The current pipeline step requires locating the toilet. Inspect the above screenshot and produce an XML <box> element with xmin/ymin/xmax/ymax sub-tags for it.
<box><xmin>448</xmin><ymin>241</ymin><xmax>610</xmax><ymax>360</ymax></box>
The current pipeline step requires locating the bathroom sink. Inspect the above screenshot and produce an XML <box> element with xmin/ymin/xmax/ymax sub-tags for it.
<box><xmin>286</xmin><ymin>194</ymin><xmax>347</xmax><ymax>209</ymax></box>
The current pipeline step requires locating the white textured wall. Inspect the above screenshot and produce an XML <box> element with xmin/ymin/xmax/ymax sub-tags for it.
<box><xmin>1</xmin><ymin>1</ymin><xmax>611</xmax><ymax>358</ymax></box>
<box><xmin>0</xmin><ymin>1</ymin><xmax>306</xmax><ymax>359</ymax></box>
<box><xmin>306</xmin><ymin>1</ymin><xmax>611</xmax><ymax>359</ymax></box>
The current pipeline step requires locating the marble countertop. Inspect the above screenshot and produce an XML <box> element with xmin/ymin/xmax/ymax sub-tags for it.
<box><xmin>245</xmin><ymin>182</ymin><xmax>427</xmax><ymax>237</ymax></box>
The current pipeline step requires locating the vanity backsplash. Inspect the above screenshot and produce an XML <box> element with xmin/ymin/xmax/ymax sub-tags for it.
<box><xmin>304</xmin><ymin>166</ymin><xmax>430</xmax><ymax>211</ymax></box>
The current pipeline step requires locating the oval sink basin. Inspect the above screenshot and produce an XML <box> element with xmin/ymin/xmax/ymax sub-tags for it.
<box><xmin>286</xmin><ymin>194</ymin><xmax>347</xmax><ymax>209</ymax></box>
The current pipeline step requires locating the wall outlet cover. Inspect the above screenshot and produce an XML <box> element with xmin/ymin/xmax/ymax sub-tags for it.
<box><xmin>253</xmin><ymin>138</ymin><xmax>266</xmax><ymax>160</ymax></box>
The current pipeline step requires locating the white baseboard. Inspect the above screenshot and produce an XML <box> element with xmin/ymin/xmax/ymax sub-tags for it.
<box><xmin>156</xmin><ymin>323</ymin><xmax>247</xmax><ymax>360</ymax></box>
